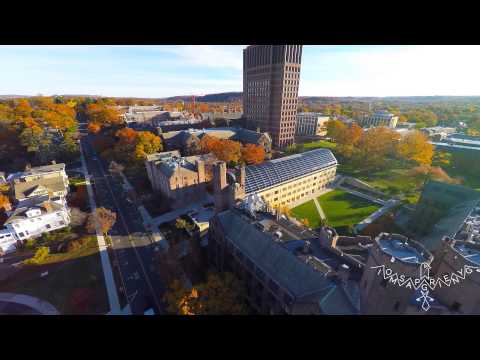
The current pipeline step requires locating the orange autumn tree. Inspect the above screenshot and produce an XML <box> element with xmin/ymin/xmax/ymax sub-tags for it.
<box><xmin>86</xmin><ymin>207</ymin><xmax>117</xmax><ymax>235</ymax></box>
<box><xmin>0</xmin><ymin>194</ymin><xmax>11</xmax><ymax>212</ymax></box>
<box><xmin>336</xmin><ymin>122</ymin><xmax>363</xmax><ymax>158</ymax></box>
<box><xmin>87</xmin><ymin>122</ymin><xmax>101</xmax><ymax>134</ymax></box>
<box><xmin>85</xmin><ymin>103</ymin><xmax>122</xmax><ymax>128</ymax></box>
<box><xmin>241</xmin><ymin>143</ymin><xmax>265</xmax><ymax>164</ymax></box>
<box><xmin>164</xmin><ymin>272</ymin><xmax>248</xmax><ymax>315</ymax></box>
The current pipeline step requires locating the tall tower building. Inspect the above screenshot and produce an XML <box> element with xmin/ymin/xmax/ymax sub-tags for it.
<box><xmin>243</xmin><ymin>45</ymin><xmax>303</xmax><ymax>148</ymax></box>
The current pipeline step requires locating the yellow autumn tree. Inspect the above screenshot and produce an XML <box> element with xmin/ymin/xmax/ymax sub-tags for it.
<box><xmin>396</xmin><ymin>130</ymin><xmax>434</xmax><ymax>166</ymax></box>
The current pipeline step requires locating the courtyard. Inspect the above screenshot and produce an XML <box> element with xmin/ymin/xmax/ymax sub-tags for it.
<box><xmin>291</xmin><ymin>189</ymin><xmax>381</xmax><ymax>232</ymax></box>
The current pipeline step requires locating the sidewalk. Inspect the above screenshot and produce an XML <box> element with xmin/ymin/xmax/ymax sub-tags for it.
<box><xmin>79</xmin><ymin>141</ymin><xmax>123</xmax><ymax>315</ymax></box>
<box><xmin>0</xmin><ymin>292</ymin><xmax>59</xmax><ymax>315</ymax></box>
<box><xmin>313</xmin><ymin>198</ymin><xmax>326</xmax><ymax>220</ymax></box>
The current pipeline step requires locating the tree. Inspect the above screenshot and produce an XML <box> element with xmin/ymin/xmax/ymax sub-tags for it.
<box><xmin>134</xmin><ymin>131</ymin><xmax>163</xmax><ymax>161</ymax></box>
<box><xmin>70</xmin><ymin>207</ymin><xmax>88</xmax><ymax>227</ymax></box>
<box><xmin>326</xmin><ymin>119</ymin><xmax>347</xmax><ymax>141</ymax></box>
<box><xmin>164</xmin><ymin>272</ymin><xmax>248</xmax><ymax>315</ymax></box>
<box><xmin>175</xmin><ymin>217</ymin><xmax>194</xmax><ymax>232</ymax></box>
<box><xmin>396</xmin><ymin>130</ymin><xmax>434</xmax><ymax>166</ymax></box>
<box><xmin>0</xmin><ymin>193</ymin><xmax>11</xmax><ymax>212</ymax></box>
<box><xmin>354</xmin><ymin>127</ymin><xmax>401</xmax><ymax>170</ymax></box>
<box><xmin>241</xmin><ymin>143</ymin><xmax>265</xmax><ymax>164</ymax></box>
<box><xmin>85</xmin><ymin>104</ymin><xmax>122</xmax><ymax>128</ymax></box>
<box><xmin>87</xmin><ymin>122</ymin><xmax>101</xmax><ymax>134</ymax></box>
<box><xmin>336</xmin><ymin>122</ymin><xmax>363</xmax><ymax>158</ymax></box>
<box><xmin>301</xmin><ymin>218</ymin><xmax>310</xmax><ymax>227</ymax></box>
<box><xmin>86</xmin><ymin>207</ymin><xmax>117</xmax><ymax>235</ymax></box>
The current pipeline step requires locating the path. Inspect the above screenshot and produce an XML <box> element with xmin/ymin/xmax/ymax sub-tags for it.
<box><xmin>0</xmin><ymin>292</ymin><xmax>59</xmax><ymax>315</ymax></box>
<box><xmin>313</xmin><ymin>198</ymin><xmax>326</xmax><ymax>220</ymax></box>
<box><xmin>79</xmin><ymin>141</ymin><xmax>122</xmax><ymax>315</ymax></box>
<box><xmin>354</xmin><ymin>199</ymin><xmax>400</xmax><ymax>232</ymax></box>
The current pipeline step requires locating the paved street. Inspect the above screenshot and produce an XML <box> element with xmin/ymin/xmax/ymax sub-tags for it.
<box><xmin>78</xmin><ymin>115</ymin><xmax>166</xmax><ymax>314</ymax></box>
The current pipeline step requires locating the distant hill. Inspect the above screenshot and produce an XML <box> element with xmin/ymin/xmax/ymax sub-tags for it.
<box><xmin>165</xmin><ymin>92</ymin><xmax>242</xmax><ymax>103</ymax></box>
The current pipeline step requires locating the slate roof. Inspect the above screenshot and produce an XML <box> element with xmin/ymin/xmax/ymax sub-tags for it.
<box><xmin>215</xmin><ymin>209</ymin><xmax>359</xmax><ymax>314</ymax></box>
<box><xmin>245</xmin><ymin>149</ymin><xmax>337</xmax><ymax>194</ymax></box>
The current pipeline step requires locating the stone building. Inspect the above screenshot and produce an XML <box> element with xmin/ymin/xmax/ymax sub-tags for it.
<box><xmin>360</xmin><ymin>233</ymin><xmax>434</xmax><ymax>315</ymax></box>
<box><xmin>145</xmin><ymin>151</ymin><xmax>217</xmax><ymax>206</ymax></box>
<box><xmin>208</xmin><ymin>199</ymin><xmax>360</xmax><ymax>314</ymax></box>
<box><xmin>429</xmin><ymin>237</ymin><xmax>480</xmax><ymax>314</ymax></box>
<box><xmin>358</xmin><ymin>110</ymin><xmax>398</xmax><ymax>128</ymax></box>
<box><xmin>160</xmin><ymin>127</ymin><xmax>272</xmax><ymax>157</ymax></box>
<box><xmin>244</xmin><ymin>149</ymin><xmax>338</xmax><ymax>209</ymax></box>
<box><xmin>243</xmin><ymin>45</ymin><xmax>303</xmax><ymax>148</ymax></box>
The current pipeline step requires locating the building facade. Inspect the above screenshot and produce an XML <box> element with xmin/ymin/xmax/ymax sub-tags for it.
<box><xmin>243</xmin><ymin>45</ymin><xmax>303</xmax><ymax>148</ymax></box>
<box><xmin>358</xmin><ymin>110</ymin><xmax>398</xmax><ymax>128</ymax></box>
<box><xmin>7</xmin><ymin>163</ymin><xmax>69</xmax><ymax>207</ymax></box>
<box><xmin>0</xmin><ymin>163</ymin><xmax>71</xmax><ymax>254</ymax></box>
<box><xmin>244</xmin><ymin>149</ymin><xmax>338</xmax><ymax>209</ymax></box>
<box><xmin>360</xmin><ymin>233</ymin><xmax>434</xmax><ymax>315</ymax></box>
<box><xmin>145</xmin><ymin>151</ymin><xmax>215</xmax><ymax>207</ymax></box>
<box><xmin>160</xmin><ymin>127</ymin><xmax>272</xmax><ymax>157</ymax></box>
<box><xmin>296</xmin><ymin>113</ymin><xmax>330</xmax><ymax>136</ymax></box>
<box><xmin>208</xmin><ymin>204</ymin><xmax>359</xmax><ymax>314</ymax></box>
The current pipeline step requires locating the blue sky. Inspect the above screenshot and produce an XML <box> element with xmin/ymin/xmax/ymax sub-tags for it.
<box><xmin>1</xmin><ymin>45</ymin><xmax>479</xmax><ymax>98</ymax></box>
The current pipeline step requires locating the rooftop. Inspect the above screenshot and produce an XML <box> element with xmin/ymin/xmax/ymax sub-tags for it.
<box><xmin>245</xmin><ymin>149</ymin><xmax>337</xmax><ymax>194</ymax></box>
<box><xmin>453</xmin><ymin>241</ymin><xmax>480</xmax><ymax>266</ymax></box>
<box><xmin>215</xmin><ymin>204</ymin><xmax>359</xmax><ymax>314</ymax></box>
<box><xmin>377</xmin><ymin>233</ymin><xmax>432</xmax><ymax>264</ymax></box>
<box><xmin>7</xmin><ymin>163</ymin><xmax>65</xmax><ymax>182</ymax></box>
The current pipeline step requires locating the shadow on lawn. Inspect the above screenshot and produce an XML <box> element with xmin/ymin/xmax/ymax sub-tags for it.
<box><xmin>0</xmin><ymin>240</ymin><xmax>109</xmax><ymax>315</ymax></box>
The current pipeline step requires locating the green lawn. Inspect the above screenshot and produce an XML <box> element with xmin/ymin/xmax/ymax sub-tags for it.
<box><xmin>317</xmin><ymin>190</ymin><xmax>381</xmax><ymax>228</ymax></box>
<box><xmin>290</xmin><ymin>200</ymin><xmax>322</xmax><ymax>228</ymax></box>
<box><xmin>303</xmin><ymin>140</ymin><xmax>337</xmax><ymax>151</ymax></box>
<box><xmin>338</xmin><ymin>162</ymin><xmax>424</xmax><ymax>204</ymax></box>
<box><xmin>1</xmin><ymin>236</ymin><xmax>109</xmax><ymax>314</ymax></box>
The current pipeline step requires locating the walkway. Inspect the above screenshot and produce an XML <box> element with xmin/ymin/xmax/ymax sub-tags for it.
<box><xmin>354</xmin><ymin>199</ymin><xmax>400</xmax><ymax>232</ymax></box>
<box><xmin>0</xmin><ymin>292</ymin><xmax>59</xmax><ymax>315</ymax></box>
<box><xmin>79</xmin><ymin>141</ymin><xmax>123</xmax><ymax>315</ymax></box>
<box><xmin>313</xmin><ymin>198</ymin><xmax>326</xmax><ymax>220</ymax></box>
<box><xmin>337</xmin><ymin>185</ymin><xmax>386</xmax><ymax>206</ymax></box>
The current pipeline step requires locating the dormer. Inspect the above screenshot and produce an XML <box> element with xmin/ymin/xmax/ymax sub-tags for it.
<box><xmin>25</xmin><ymin>208</ymin><xmax>42</xmax><ymax>218</ymax></box>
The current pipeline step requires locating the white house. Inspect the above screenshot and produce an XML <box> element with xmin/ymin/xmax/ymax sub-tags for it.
<box><xmin>0</xmin><ymin>200</ymin><xmax>70</xmax><ymax>254</ymax></box>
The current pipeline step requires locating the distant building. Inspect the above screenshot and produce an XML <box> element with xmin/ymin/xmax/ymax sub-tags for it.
<box><xmin>208</xmin><ymin>199</ymin><xmax>360</xmax><ymax>314</ymax></box>
<box><xmin>243</xmin><ymin>45</ymin><xmax>303</xmax><ymax>148</ymax></box>
<box><xmin>421</xmin><ymin>126</ymin><xmax>456</xmax><ymax>141</ymax></box>
<box><xmin>144</xmin><ymin>151</ymin><xmax>216</xmax><ymax>206</ymax></box>
<box><xmin>200</xmin><ymin>112</ymin><xmax>243</xmax><ymax>122</ymax></box>
<box><xmin>296</xmin><ymin>113</ymin><xmax>330</xmax><ymax>136</ymax></box>
<box><xmin>7</xmin><ymin>163</ymin><xmax>69</xmax><ymax>207</ymax></box>
<box><xmin>358</xmin><ymin>110</ymin><xmax>398</xmax><ymax>129</ymax></box>
<box><xmin>160</xmin><ymin>127</ymin><xmax>272</xmax><ymax>156</ymax></box>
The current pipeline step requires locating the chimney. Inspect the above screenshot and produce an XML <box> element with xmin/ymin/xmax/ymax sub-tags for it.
<box><xmin>196</xmin><ymin>159</ymin><xmax>205</xmax><ymax>183</ymax></box>
<box><xmin>213</xmin><ymin>162</ymin><xmax>228</xmax><ymax>213</ymax></box>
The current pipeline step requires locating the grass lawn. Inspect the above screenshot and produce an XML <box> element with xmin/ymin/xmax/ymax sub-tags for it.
<box><xmin>291</xmin><ymin>200</ymin><xmax>322</xmax><ymax>228</ymax></box>
<box><xmin>1</xmin><ymin>236</ymin><xmax>109</xmax><ymax>314</ymax></box>
<box><xmin>317</xmin><ymin>190</ymin><xmax>381</xmax><ymax>228</ymax></box>
<box><xmin>338</xmin><ymin>162</ymin><xmax>424</xmax><ymax>204</ymax></box>
<box><xmin>303</xmin><ymin>140</ymin><xmax>337</xmax><ymax>151</ymax></box>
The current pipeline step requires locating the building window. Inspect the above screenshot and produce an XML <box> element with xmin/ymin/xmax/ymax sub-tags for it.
<box><xmin>46</xmin><ymin>224</ymin><xmax>52</xmax><ymax>229</ymax></box>
<box><xmin>18</xmin><ymin>232</ymin><xmax>25</xmax><ymax>238</ymax></box>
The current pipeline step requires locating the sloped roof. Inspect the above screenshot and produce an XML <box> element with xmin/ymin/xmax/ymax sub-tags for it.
<box><xmin>245</xmin><ymin>149</ymin><xmax>337</xmax><ymax>194</ymax></box>
<box><xmin>5</xmin><ymin>200</ymin><xmax>63</xmax><ymax>224</ymax></box>
<box><xmin>13</xmin><ymin>176</ymin><xmax>66</xmax><ymax>200</ymax></box>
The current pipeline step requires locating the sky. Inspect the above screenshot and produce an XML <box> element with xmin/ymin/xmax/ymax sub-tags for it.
<box><xmin>1</xmin><ymin>45</ymin><xmax>480</xmax><ymax>98</ymax></box>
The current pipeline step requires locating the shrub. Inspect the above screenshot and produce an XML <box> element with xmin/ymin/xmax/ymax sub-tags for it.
<box><xmin>24</xmin><ymin>246</ymin><xmax>50</xmax><ymax>265</ymax></box>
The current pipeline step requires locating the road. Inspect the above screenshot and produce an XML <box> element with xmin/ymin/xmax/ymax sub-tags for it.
<box><xmin>77</xmin><ymin>115</ymin><xmax>166</xmax><ymax>314</ymax></box>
